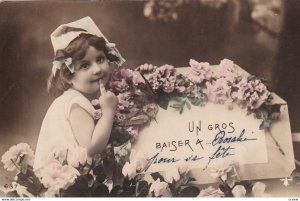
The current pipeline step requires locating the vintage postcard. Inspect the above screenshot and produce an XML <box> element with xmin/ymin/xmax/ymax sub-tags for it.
<box><xmin>0</xmin><ymin>0</ymin><xmax>299</xmax><ymax>198</ymax></box>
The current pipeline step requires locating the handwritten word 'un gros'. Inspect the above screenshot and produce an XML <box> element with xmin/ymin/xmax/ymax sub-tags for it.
<box><xmin>188</xmin><ymin>120</ymin><xmax>236</xmax><ymax>135</ymax></box>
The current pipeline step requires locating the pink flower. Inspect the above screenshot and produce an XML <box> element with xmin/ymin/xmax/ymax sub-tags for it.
<box><xmin>117</xmin><ymin>92</ymin><xmax>134</xmax><ymax>110</ymax></box>
<box><xmin>235</xmin><ymin>78</ymin><xmax>271</xmax><ymax>109</ymax></box>
<box><xmin>206</xmin><ymin>78</ymin><xmax>232</xmax><ymax>104</ymax></box>
<box><xmin>1</xmin><ymin>143</ymin><xmax>34</xmax><ymax>171</ymax></box>
<box><xmin>40</xmin><ymin>162</ymin><xmax>80</xmax><ymax>191</ymax></box>
<box><xmin>185</xmin><ymin>59</ymin><xmax>211</xmax><ymax>84</ymax></box>
<box><xmin>91</xmin><ymin>99</ymin><xmax>100</xmax><ymax>106</ymax></box>
<box><xmin>93</xmin><ymin>109</ymin><xmax>102</xmax><ymax>120</ymax></box>
<box><xmin>149</xmin><ymin>178</ymin><xmax>169</xmax><ymax>197</ymax></box>
<box><xmin>215</xmin><ymin>59</ymin><xmax>241</xmax><ymax>83</ymax></box>
<box><xmin>232</xmin><ymin>185</ymin><xmax>246</xmax><ymax>197</ymax></box>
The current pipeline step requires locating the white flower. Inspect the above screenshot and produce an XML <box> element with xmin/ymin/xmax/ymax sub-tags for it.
<box><xmin>165</xmin><ymin>163</ymin><xmax>189</xmax><ymax>183</ymax></box>
<box><xmin>210</xmin><ymin>163</ymin><xmax>238</xmax><ymax>187</ymax></box>
<box><xmin>46</xmin><ymin>145</ymin><xmax>68</xmax><ymax>165</ymax></box>
<box><xmin>129</xmin><ymin>149</ymin><xmax>148</xmax><ymax>171</ymax></box>
<box><xmin>232</xmin><ymin>185</ymin><xmax>246</xmax><ymax>197</ymax></box>
<box><xmin>68</xmin><ymin>147</ymin><xmax>92</xmax><ymax>167</ymax></box>
<box><xmin>252</xmin><ymin>182</ymin><xmax>271</xmax><ymax>197</ymax></box>
<box><xmin>1</xmin><ymin>143</ymin><xmax>34</xmax><ymax>171</ymax></box>
<box><xmin>122</xmin><ymin>161</ymin><xmax>138</xmax><ymax>180</ymax></box>
<box><xmin>149</xmin><ymin>178</ymin><xmax>169</xmax><ymax>197</ymax></box>
<box><xmin>122</xmin><ymin>149</ymin><xmax>149</xmax><ymax>179</ymax></box>
<box><xmin>40</xmin><ymin>162</ymin><xmax>80</xmax><ymax>191</ymax></box>
<box><xmin>198</xmin><ymin>186</ymin><xmax>224</xmax><ymax>197</ymax></box>
<box><xmin>165</xmin><ymin>168</ymin><xmax>180</xmax><ymax>183</ymax></box>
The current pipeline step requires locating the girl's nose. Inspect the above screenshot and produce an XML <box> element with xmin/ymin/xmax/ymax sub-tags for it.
<box><xmin>92</xmin><ymin>63</ymin><xmax>102</xmax><ymax>75</ymax></box>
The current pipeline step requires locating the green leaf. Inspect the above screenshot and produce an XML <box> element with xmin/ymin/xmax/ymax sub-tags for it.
<box><xmin>20</xmin><ymin>155</ymin><xmax>28</xmax><ymax>174</ymax></box>
<box><xmin>150</xmin><ymin>172</ymin><xmax>165</xmax><ymax>182</ymax></box>
<box><xmin>91</xmin><ymin>183</ymin><xmax>109</xmax><ymax>197</ymax></box>
<box><xmin>157</xmin><ymin>91</ymin><xmax>171</xmax><ymax>110</ymax></box>
<box><xmin>185</xmin><ymin>101</ymin><xmax>191</xmax><ymax>110</ymax></box>
<box><xmin>136</xmin><ymin>180</ymin><xmax>149</xmax><ymax>197</ymax></box>
<box><xmin>178</xmin><ymin>186</ymin><xmax>200</xmax><ymax>197</ymax></box>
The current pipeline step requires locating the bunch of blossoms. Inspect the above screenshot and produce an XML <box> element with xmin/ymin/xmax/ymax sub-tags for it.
<box><xmin>184</xmin><ymin>59</ymin><xmax>212</xmax><ymax>85</ymax></box>
<box><xmin>109</xmin><ymin>68</ymin><xmax>143</xmax><ymax>94</ymax></box>
<box><xmin>114</xmin><ymin>92</ymin><xmax>135</xmax><ymax>124</ymax></box>
<box><xmin>122</xmin><ymin>149</ymin><xmax>148</xmax><ymax>180</ymax></box>
<box><xmin>144</xmin><ymin>64</ymin><xmax>176</xmax><ymax>93</ymax></box>
<box><xmin>1</xmin><ymin>143</ymin><xmax>34</xmax><ymax>172</ymax></box>
<box><xmin>38</xmin><ymin>146</ymin><xmax>92</xmax><ymax>196</ymax></box>
<box><xmin>205</xmin><ymin>59</ymin><xmax>242</xmax><ymax>104</ymax></box>
<box><xmin>208</xmin><ymin>163</ymin><xmax>270</xmax><ymax>197</ymax></box>
<box><xmin>234</xmin><ymin>78</ymin><xmax>271</xmax><ymax>110</ymax></box>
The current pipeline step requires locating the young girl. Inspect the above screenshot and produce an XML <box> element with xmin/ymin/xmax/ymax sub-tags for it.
<box><xmin>33</xmin><ymin>17</ymin><xmax>126</xmax><ymax>170</ymax></box>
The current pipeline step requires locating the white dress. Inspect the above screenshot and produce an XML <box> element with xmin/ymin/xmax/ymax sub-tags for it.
<box><xmin>33</xmin><ymin>89</ymin><xmax>96</xmax><ymax>170</ymax></box>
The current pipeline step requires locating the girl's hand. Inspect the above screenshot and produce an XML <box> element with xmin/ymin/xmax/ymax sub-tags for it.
<box><xmin>99</xmin><ymin>79</ymin><xmax>118</xmax><ymax>113</ymax></box>
<box><xmin>136</xmin><ymin>63</ymin><xmax>157</xmax><ymax>74</ymax></box>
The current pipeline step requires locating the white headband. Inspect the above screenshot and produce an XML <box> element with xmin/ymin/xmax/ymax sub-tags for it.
<box><xmin>50</xmin><ymin>16</ymin><xmax>125</xmax><ymax>75</ymax></box>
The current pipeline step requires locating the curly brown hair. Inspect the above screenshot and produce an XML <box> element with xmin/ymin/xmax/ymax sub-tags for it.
<box><xmin>47</xmin><ymin>33</ymin><xmax>119</xmax><ymax>97</ymax></box>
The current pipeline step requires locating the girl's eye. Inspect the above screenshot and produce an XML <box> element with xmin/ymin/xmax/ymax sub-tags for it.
<box><xmin>80</xmin><ymin>63</ymin><xmax>89</xmax><ymax>69</ymax></box>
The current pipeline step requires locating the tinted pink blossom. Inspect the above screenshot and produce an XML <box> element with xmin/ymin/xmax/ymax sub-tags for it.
<box><xmin>40</xmin><ymin>162</ymin><xmax>80</xmax><ymax>191</ymax></box>
<box><xmin>206</xmin><ymin>78</ymin><xmax>232</xmax><ymax>104</ymax></box>
<box><xmin>185</xmin><ymin>59</ymin><xmax>211</xmax><ymax>84</ymax></box>
<box><xmin>109</xmin><ymin>69</ymin><xmax>142</xmax><ymax>93</ymax></box>
<box><xmin>215</xmin><ymin>59</ymin><xmax>241</xmax><ymax>83</ymax></box>
<box><xmin>117</xmin><ymin>92</ymin><xmax>134</xmax><ymax>110</ymax></box>
<box><xmin>144</xmin><ymin>64</ymin><xmax>176</xmax><ymax>93</ymax></box>
<box><xmin>235</xmin><ymin>78</ymin><xmax>270</xmax><ymax>109</ymax></box>
<box><xmin>93</xmin><ymin>109</ymin><xmax>102</xmax><ymax>120</ymax></box>
<box><xmin>1</xmin><ymin>143</ymin><xmax>34</xmax><ymax>171</ymax></box>
<box><xmin>91</xmin><ymin>99</ymin><xmax>100</xmax><ymax>106</ymax></box>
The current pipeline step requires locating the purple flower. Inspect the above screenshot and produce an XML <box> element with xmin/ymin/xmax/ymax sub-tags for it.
<box><xmin>91</xmin><ymin>99</ymin><xmax>100</xmax><ymax>106</ymax></box>
<box><xmin>185</xmin><ymin>59</ymin><xmax>212</xmax><ymax>84</ymax></box>
<box><xmin>115</xmin><ymin>112</ymin><xmax>127</xmax><ymax>123</ymax></box>
<box><xmin>144</xmin><ymin>64</ymin><xmax>176</xmax><ymax>93</ymax></box>
<box><xmin>93</xmin><ymin>109</ymin><xmax>102</xmax><ymax>120</ymax></box>
<box><xmin>235</xmin><ymin>78</ymin><xmax>271</xmax><ymax>109</ymax></box>
<box><xmin>117</xmin><ymin>92</ymin><xmax>134</xmax><ymax>110</ymax></box>
<box><xmin>109</xmin><ymin>69</ymin><xmax>143</xmax><ymax>93</ymax></box>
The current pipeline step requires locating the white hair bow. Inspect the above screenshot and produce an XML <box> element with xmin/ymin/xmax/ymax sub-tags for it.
<box><xmin>52</xmin><ymin>57</ymin><xmax>74</xmax><ymax>76</ymax></box>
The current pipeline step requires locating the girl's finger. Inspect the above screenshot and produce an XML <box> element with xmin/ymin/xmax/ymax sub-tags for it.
<box><xmin>99</xmin><ymin>79</ymin><xmax>106</xmax><ymax>95</ymax></box>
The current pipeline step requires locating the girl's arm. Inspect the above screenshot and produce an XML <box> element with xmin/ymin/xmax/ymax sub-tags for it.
<box><xmin>69</xmin><ymin>81</ymin><xmax>118</xmax><ymax>157</ymax></box>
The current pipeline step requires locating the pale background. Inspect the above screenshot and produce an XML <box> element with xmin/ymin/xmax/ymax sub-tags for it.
<box><xmin>0</xmin><ymin>0</ymin><xmax>299</xmax><ymax>193</ymax></box>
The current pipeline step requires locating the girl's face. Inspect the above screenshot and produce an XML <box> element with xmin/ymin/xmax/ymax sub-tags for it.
<box><xmin>70</xmin><ymin>46</ymin><xmax>114</xmax><ymax>96</ymax></box>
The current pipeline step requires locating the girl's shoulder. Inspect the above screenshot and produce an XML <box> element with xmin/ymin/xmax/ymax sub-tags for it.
<box><xmin>52</xmin><ymin>89</ymin><xmax>96</xmax><ymax>117</ymax></box>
